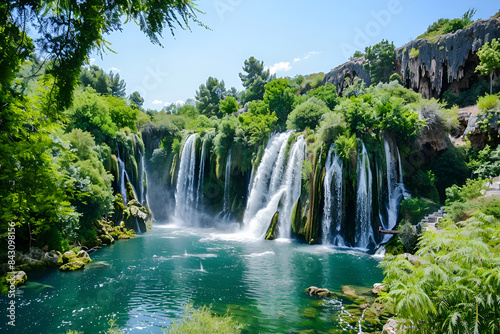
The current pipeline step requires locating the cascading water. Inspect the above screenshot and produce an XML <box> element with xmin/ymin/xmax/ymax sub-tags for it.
<box><xmin>116</xmin><ymin>143</ymin><xmax>128</xmax><ymax>205</ymax></box>
<box><xmin>277</xmin><ymin>135</ymin><xmax>306</xmax><ymax>238</ymax></box>
<box><xmin>222</xmin><ymin>149</ymin><xmax>232</xmax><ymax>218</ymax></box>
<box><xmin>322</xmin><ymin>145</ymin><xmax>345</xmax><ymax>246</ymax></box>
<box><xmin>138</xmin><ymin>149</ymin><xmax>145</xmax><ymax>205</ymax></box>
<box><xmin>244</xmin><ymin>133</ymin><xmax>305</xmax><ymax>239</ymax></box>
<box><xmin>379</xmin><ymin>138</ymin><xmax>408</xmax><ymax>243</ymax></box>
<box><xmin>175</xmin><ymin>134</ymin><xmax>197</xmax><ymax>221</ymax></box>
<box><xmin>243</xmin><ymin>131</ymin><xmax>293</xmax><ymax>227</ymax></box>
<box><xmin>196</xmin><ymin>138</ymin><xmax>207</xmax><ymax>210</ymax></box>
<box><xmin>355</xmin><ymin>143</ymin><xmax>375</xmax><ymax>249</ymax></box>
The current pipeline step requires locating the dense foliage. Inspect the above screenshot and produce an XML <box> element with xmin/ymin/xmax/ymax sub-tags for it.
<box><xmin>380</xmin><ymin>178</ymin><xmax>500</xmax><ymax>333</ymax></box>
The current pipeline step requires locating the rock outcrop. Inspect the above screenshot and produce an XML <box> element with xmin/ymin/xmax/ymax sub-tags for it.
<box><xmin>395</xmin><ymin>18</ymin><xmax>500</xmax><ymax>99</ymax></box>
<box><xmin>323</xmin><ymin>57</ymin><xmax>371</xmax><ymax>95</ymax></box>
<box><xmin>323</xmin><ymin>17</ymin><xmax>500</xmax><ymax>98</ymax></box>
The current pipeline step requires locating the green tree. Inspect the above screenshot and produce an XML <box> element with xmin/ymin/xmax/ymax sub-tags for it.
<box><xmin>129</xmin><ymin>91</ymin><xmax>145</xmax><ymax>110</ymax></box>
<box><xmin>219</xmin><ymin>96</ymin><xmax>239</xmax><ymax>115</ymax></box>
<box><xmin>263</xmin><ymin>78</ymin><xmax>297</xmax><ymax>123</ymax></box>
<box><xmin>103</xmin><ymin>95</ymin><xmax>139</xmax><ymax>131</ymax></box>
<box><xmin>476</xmin><ymin>38</ymin><xmax>500</xmax><ymax>94</ymax></box>
<box><xmin>239</xmin><ymin>57</ymin><xmax>273</xmax><ymax>103</ymax></box>
<box><xmin>364</xmin><ymin>40</ymin><xmax>395</xmax><ymax>85</ymax></box>
<box><xmin>195</xmin><ymin>76</ymin><xmax>226</xmax><ymax>117</ymax></box>
<box><xmin>306</xmin><ymin>83</ymin><xmax>339</xmax><ymax>110</ymax></box>
<box><xmin>66</xmin><ymin>88</ymin><xmax>117</xmax><ymax>143</ymax></box>
<box><xmin>109</xmin><ymin>72</ymin><xmax>126</xmax><ymax>97</ymax></box>
<box><xmin>1</xmin><ymin>1</ymin><xmax>204</xmax><ymax>110</ymax></box>
<box><xmin>286</xmin><ymin>97</ymin><xmax>330</xmax><ymax>131</ymax></box>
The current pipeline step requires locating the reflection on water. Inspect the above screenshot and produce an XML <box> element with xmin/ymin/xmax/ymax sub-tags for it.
<box><xmin>0</xmin><ymin>224</ymin><xmax>383</xmax><ymax>333</ymax></box>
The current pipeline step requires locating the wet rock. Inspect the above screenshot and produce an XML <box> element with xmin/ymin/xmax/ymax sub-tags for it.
<box><xmin>62</xmin><ymin>250</ymin><xmax>77</xmax><ymax>264</ymax></box>
<box><xmin>42</xmin><ymin>251</ymin><xmax>63</xmax><ymax>267</ymax></box>
<box><xmin>59</xmin><ymin>261</ymin><xmax>85</xmax><ymax>271</ymax></box>
<box><xmin>100</xmin><ymin>234</ymin><xmax>115</xmax><ymax>245</ymax></box>
<box><xmin>382</xmin><ymin>318</ymin><xmax>399</xmax><ymax>334</ymax></box>
<box><xmin>28</xmin><ymin>248</ymin><xmax>45</xmax><ymax>260</ymax></box>
<box><xmin>265</xmin><ymin>211</ymin><xmax>279</xmax><ymax>240</ymax></box>
<box><xmin>76</xmin><ymin>250</ymin><xmax>92</xmax><ymax>264</ymax></box>
<box><xmin>306</xmin><ymin>286</ymin><xmax>333</xmax><ymax>297</ymax></box>
<box><xmin>10</xmin><ymin>271</ymin><xmax>27</xmax><ymax>286</ymax></box>
<box><xmin>372</xmin><ymin>283</ymin><xmax>386</xmax><ymax>296</ymax></box>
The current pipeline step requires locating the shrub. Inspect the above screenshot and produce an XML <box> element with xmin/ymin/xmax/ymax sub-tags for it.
<box><xmin>286</xmin><ymin>97</ymin><xmax>330</xmax><ymax>131</ymax></box>
<box><xmin>445</xmin><ymin>178</ymin><xmax>488</xmax><ymax>205</ymax></box>
<box><xmin>409</xmin><ymin>47</ymin><xmax>419</xmax><ymax>58</ymax></box>
<box><xmin>477</xmin><ymin>94</ymin><xmax>499</xmax><ymax>111</ymax></box>
<box><xmin>168</xmin><ymin>304</ymin><xmax>243</xmax><ymax>334</ymax></box>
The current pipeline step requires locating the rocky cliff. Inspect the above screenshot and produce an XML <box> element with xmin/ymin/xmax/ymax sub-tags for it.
<box><xmin>324</xmin><ymin>17</ymin><xmax>500</xmax><ymax>98</ymax></box>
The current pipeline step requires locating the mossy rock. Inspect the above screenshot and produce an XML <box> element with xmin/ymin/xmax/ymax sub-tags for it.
<box><xmin>265</xmin><ymin>211</ymin><xmax>279</xmax><ymax>240</ymax></box>
<box><xmin>76</xmin><ymin>250</ymin><xmax>92</xmax><ymax>264</ymax></box>
<box><xmin>10</xmin><ymin>271</ymin><xmax>27</xmax><ymax>286</ymax></box>
<box><xmin>42</xmin><ymin>251</ymin><xmax>63</xmax><ymax>267</ymax></box>
<box><xmin>62</xmin><ymin>251</ymin><xmax>77</xmax><ymax>264</ymax></box>
<box><xmin>59</xmin><ymin>261</ymin><xmax>85</xmax><ymax>271</ymax></box>
<box><xmin>100</xmin><ymin>234</ymin><xmax>115</xmax><ymax>245</ymax></box>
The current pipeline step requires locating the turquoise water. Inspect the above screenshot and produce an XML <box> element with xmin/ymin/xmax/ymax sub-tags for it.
<box><xmin>1</xmin><ymin>224</ymin><xmax>384</xmax><ymax>333</ymax></box>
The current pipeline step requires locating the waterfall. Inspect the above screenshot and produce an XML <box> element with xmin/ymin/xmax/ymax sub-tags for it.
<box><xmin>116</xmin><ymin>143</ymin><xmax>127</xmax><ymax>205</ymax></box>
<box><xmin>355</xmin><ymin>143</ymin><xmax>375</xmax><ymax>249</ymax></box>
<box><xmin>222</xmin><ymin>149</ymin><xmax>232</xmax><ymax>216</ymax></box>
<box><xmin>277</xmin><ymin>135</ymin><xmax>306</xmax><ymax>238</ymax></box>
<box><xmin>175</xmin><ymin>134</ymin><xmax>197</xmax><ymax>221</ymax></box>
<box><xmin>322</xmin><ymin>145</ymin><xmax>344</xmax><ymax>246</ymax></box>
<box><xmin>196</xmin><ymin>138</ymin><xmax>207</xmax><ymax>209</ymax></box>
<box><xmin>379</xmin><ymin>138</ymin><xmax>408</xmax><ymax>243</ymax></box>
<box><xmin>138</xmin><ymin>148</ymin><xmax>145</xmax><ymax>205</ymax></box>
<box><xmin>243</xmin><ymin>131</ymin><xmax>293</xmax><ymax>225</ymax></box>
<box><xmin>244</xmin><ymin>133</ymin><xmax>305</xmax><ymax>239</ymax></box>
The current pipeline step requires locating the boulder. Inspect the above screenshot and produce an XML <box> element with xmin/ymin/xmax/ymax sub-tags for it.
<box><xmin>28</xmin><ymin>247</ymin><xmax>45</xmax><ymax>260</ymax></box>
<box><xmin>59</xmin><ymin>261</ymin><xmax>85</xmax><ymax>271</ymax></box>
<box><xmin>11</xmin><ymin>271</ymin><xmax>27</xmax><ymax>286</ymax></box>
<box><xmin>382</xmin><ymin>318</ymin><xmax>399</xmax><ymax>334</ymax></box>
<box><xmin>100</xmin><ymin>234</ymin><xmax>115</xmax><ymax>245</ymax></box>
<box><xmin>42</xmin><ymin>251</ymin><xmax>63</xmax><ymax>267</ymax></box>
<box><xmin>372</xmin><ymin>283</ymin><xmax>386</xmax><ymax>296</ymax></box>
<box><xmin>306</xmin><ymin>286</ymin><xmax>333</xmax><ymax>297</ymax></box>
<box><xmin>76</xmin><ymin>250</ymin><xmax>92</xmax><ymax>264</ymax></box>
<box><xmin>62</xmin><ymin>250</ymin><xmax>77</xmax><ymax>264</ymax></box>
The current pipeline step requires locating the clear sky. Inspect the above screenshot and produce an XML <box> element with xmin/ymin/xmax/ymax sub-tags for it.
<box><xmin>89</xmin><ymin>1</ymin><xmax>499</xmax><ymax>110</ymax></box>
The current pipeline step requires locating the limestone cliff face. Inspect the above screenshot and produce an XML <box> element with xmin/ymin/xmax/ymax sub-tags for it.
<box><xmin>323</xmin><ymin>18</ymin><xmax>500</xmax><ymax>98</ymax></box>
<box><xmin>396</xmin><ymin>18</ymin><xmax>500</xmax><ymax>98</ymax></box>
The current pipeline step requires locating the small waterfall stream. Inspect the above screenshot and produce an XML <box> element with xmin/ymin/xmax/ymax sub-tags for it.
<box><xmin>322</xmin><ymin>145</ymin><xmax>344</xmax><ymax>245</ymax></box>
<box><xmin>138</xmin><ymin>148</ymin><xmax>145</xmax><ymax>205</ymax></box>
<box><xmin>355</xmin><ymin>143</ymin><xmax>375</xmax><ymax>249</ymax></box>
<box><xmin>175</xmin><ymin>134</ymin><xmax>197</xmax><ymax>221</ymax></box>
<box><xmin>116</xmin><ymin>143</ymin><xmax>128</xmax><ymax>205</ymax></box>
<box><xmin>278</xmin><ymin>135</ymin><xmax>306</xmax><ymax>238</ymax></box>
<box><xmin>196</xmin><ymin>138</ymin><xmax>207</xmax><ymax>210</ymax></box>
<box><xmin>222</xmin><ymin>149</ymin><xmax>232</xmax><ymax>218</ymax></box>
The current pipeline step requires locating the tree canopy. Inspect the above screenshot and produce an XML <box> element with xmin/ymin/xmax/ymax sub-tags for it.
<box><xmin>239</xmin><ymin>57</ymin><xmax>273</xmax><ymax>103</ymax></box>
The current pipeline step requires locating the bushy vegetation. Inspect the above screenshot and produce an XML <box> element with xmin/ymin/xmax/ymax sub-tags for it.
<box><xmin>168</xmin><ymin>304</ymin><xmax>243</xmax><ymax>334</ymax></box>
<box><xmin>380</xmin><ymin>182</ymin><xmax>500</xmax><ymax>333</ymax></box>
<box><xmin>417</xmin><ymin>9</ymin><xmax>477</xmax><ymax>39</ymax></box>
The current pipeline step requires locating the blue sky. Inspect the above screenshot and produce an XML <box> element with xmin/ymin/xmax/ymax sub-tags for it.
<box><xmin>90</xmin><ymin>1</ymin><xmax>499</xmax><ymax>110</ymax></box>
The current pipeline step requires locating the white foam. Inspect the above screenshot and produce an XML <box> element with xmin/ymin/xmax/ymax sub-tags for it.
<box><xmin>243</xmin><ymin>250</ymin><xmax>275</xmax><ymax>258</ymax></box>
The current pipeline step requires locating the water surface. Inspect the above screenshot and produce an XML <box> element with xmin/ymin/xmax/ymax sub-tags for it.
<box><xmin>1</xmin><ymin>224</ymin><xmax>383</xmax><ymax>333</ymax></box>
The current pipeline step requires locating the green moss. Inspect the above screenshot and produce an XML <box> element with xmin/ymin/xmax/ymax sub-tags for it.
<box><xmin>409</xmin><ymin>47</ymin><xmax>420</xmax><ymax>59</ymax></box>
<box><xmin>265</xmin><ymin>211</ymin><xmax>279</xmax><ymax>240</ymax></box>
<box><xmin>59</xmin><ymin>261</ymin><xmax>85</xmax><ymax>271</ymax></box>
